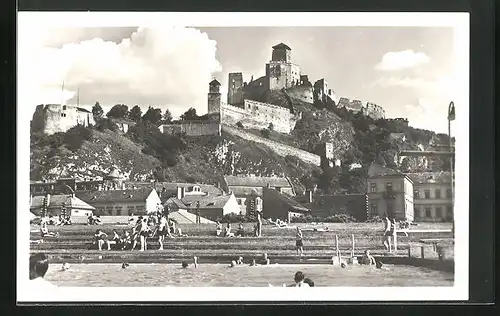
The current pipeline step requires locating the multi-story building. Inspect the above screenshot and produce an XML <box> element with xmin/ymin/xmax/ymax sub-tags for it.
<box><xmin>406</xmin><ymin>172</ymin><xmax>453</xmax><ymax>222</ymax></box>
<box><xmin>366</xmin><ymin>163</ymin><xmax>415</xmax><ymax>221</ymax></box>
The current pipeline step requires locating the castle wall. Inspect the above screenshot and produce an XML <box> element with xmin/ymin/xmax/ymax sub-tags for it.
<box><xmin>286</xmin><ymin>85</ymin><xmax>313</xmax><ymax>104</ymax></box>
<box><xmin>43</xmin><ymin>104</ymin><xmax>95</xmax><ymax>135</ymax></box>
<box><xmin>243</xmin><ymin>76</ymin><xmax>268</xmax><ymax>101</ymax></box>
<box><xmin>220</xmin><ymin>99</ymin><xmax>296</xmax><ymax>134</ymax></box>
<box><xmin>222</xmin><ymin>125</ymin><xmax>321</xmax><ymax>166</ymax></box>
<box><xmin>363</xmin><ymin>102</ymin><xmax>386</xmax><ymax>120</ymax></box>
<box><xmin>159</xmin><ymin>121</ymin><xmax>221</xmax><ymax>136</ymax></box>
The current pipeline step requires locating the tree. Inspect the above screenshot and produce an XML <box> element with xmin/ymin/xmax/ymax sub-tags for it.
<box><xmin>106</xmin><ymin>104</ymin><xmax>129</xmax><ymax>119</ymax></box>
<box><xmin>92</xmin><ymin>102</ymin><xmax>104</xmax><ymax>119</ymax></box>
<box><xmin>180</xmin><ymin>107</ymin><xmax>198</xmax><ymax>121</ymax></box>
<box><xmin>260</xmin><ymin>128</ymin><xmax>270</xmax><ymax>138</ymax></box>
<box><xmin>236</xmin><ymin>121</ymin><xmax>244</xmax><ymax>128</ymax></box>
<box><xmin>162</xmin><ymin>109</ymin><xmax>173</xmax><ymax>124</ymax></box>
<box><xmin>142</xmin><ymin>106</ymin><xmax>162</xmax><ymax>126</ymax></box>
<box><xmin>129</xmin><ymin>105</ymin><xmax>142</xmax><ymax>122</ymax></box>
<box><xmin>268</xmin><ymin>123</ymin><xmax>274</xmax><ymax>131</ymax></box>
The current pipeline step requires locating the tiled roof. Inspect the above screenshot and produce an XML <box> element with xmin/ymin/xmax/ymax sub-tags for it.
<box><xmin>367</xmin><ymin>163</ymin><xmax>402</xmax><ymax>177</ymax></box>
<box><xmin>30</xmin><ymin>195</ymin><xmax>95</xmax><ymax>210</ymax></box>
<box><xmin>406</xmin><ymin>172</ymin><xmax>452</xmax><ymax>184</ymax></box>
<box><xmin>265</xmin><ymin>188</ymin><xmax>309</xmax><ymax>212</ymax></box>
<box><xmin>76</xmin><ymin>187</ymin><xmax>155</xmax><ymax>204</ymax></box>
<box><xmin>156</xmin><ymin>182</ymin><xmax>224</xmax><ymax>196</ymax></box>
<box><xmin>181</xmin><ymin>194</ymin><xmax>232</xmax><ymax>209</ymax></box>
<box><xmin>169</xmin><ymin>209</ymin><xmax>215</xmax><ymax>224</ymax></box>
<box><xmin>224</xmin><ymin>175</ymin><xmax>291</xmax><ymax>188</ymax></box>
<box><xmin>165</xmin><ymin>197</ymin><xmax>188</xmax><ymax>209</ymax></box>
<box><xmin>230</xmin><ymin>187</ymin><xmax>263</xmax><ymax>197</ymax></box>
<box><xmin>76</xmin><ymin>107</ymin><xmax>91</xmax><ymax>113</ymax></box>
<box><xmin>273</xmin><ymin>43</ymin><xmax>292</xmax><ymax>50</ymax></box>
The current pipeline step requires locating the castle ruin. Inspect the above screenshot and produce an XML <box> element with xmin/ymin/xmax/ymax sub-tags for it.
<box><xmin>31</xmin><ymin>104</ymin><xmax>96</xmax><ymax>135</ymax></box>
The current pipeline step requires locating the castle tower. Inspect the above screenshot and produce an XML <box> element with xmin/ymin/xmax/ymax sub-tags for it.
<box><xmin>227</xmin><ymin>72</ymin><xmax>244</xmax><ymax>106</ymax></box>
<box><xmin>207</xmin><ymin>79</ymin><xmax>221</xmax><ymax>114</ymax></box>
<box><xmin>266</xmin><ymin>43</ymin><xmax>300</xmax><ymax>90</ymax></box>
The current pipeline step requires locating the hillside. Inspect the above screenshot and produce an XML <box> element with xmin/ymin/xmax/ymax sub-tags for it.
<box><xmin>30</xmin><ymin>93</ymin><xmax>452</xmax><ymax>196</ymax></box>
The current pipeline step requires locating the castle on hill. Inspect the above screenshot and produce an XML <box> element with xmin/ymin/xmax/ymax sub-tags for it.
<box><xmin>160</xmin><ymin>42</ymin><xmax>386</xmax><ymax>137</ymax></box>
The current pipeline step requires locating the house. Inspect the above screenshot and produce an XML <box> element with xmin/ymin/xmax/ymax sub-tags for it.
<box><xmin>406</xmin><ymin>172</ymin><xmax>453</xmax><ymax>222</ymax></box>
<box><xmin>77</xmin><ymin>187</ymin><xmax>161</xmax><ymax>216</ymax></box>
<box><xmin>163</xmin><ymin>198</ymin><xmax>215</xmax><ymax>224</ymax></box>
<box><xmin>366</xmin><ymin>163</ymin><xmax>415</xmax><ymax>221</ymax></box>
<box><xmin>310</xmin><ymin>194</ymin><xmax>368</xmax><ymax>221</ymax></box>
<box><xmin>262</xmin><ymin>187</ymin><xmax>310</xmax><ymax>222</ymax></box>
<box><xmin>30</xmin><ymin>194</ymin><xmax>95</xmax><ymax>218</ymax></box>
<box><xmin>223</xmin><ymin>175</ymin><xmax>294</xmax><ymax>215</ymax></box>
<box><xmin>146</xmin><ymin>182</ymin><xmax>225</xmax><ymax>203</ymax></box>
<box><xmin>166</xmin><ymin>189</ymin><xmax>240</xmax><ymax>221</ymax></box>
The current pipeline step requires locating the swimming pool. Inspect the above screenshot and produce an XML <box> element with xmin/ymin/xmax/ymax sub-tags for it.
<box><xmin>44</xmin><ymin>263</ymin><xmax>454</xmax><ymax>287</ymax></box>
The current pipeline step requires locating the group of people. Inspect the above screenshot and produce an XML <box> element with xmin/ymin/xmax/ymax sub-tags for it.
<box><xmin>87</xmin><ymin>214</ymin><xmax>102</xmax><ymax>225</ymax></box>
<box><xmin>93</xmin><ymin>211</ymin><xmax>185</xmax><ymax>251</ymax></box>
<box><xmin>214</xmin><ymin>213</ymin><xmax>264</xmax><ymax>238</ymax></box>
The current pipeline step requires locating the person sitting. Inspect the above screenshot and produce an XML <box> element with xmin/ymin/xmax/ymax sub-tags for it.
<box><xmin>40</xmin><ymin>220</ymin><xmax>59</xmax><ymax>238</ymax></box>
<box><xmin>55</xmin><ymin>215</ymin><xmax>64</xmax><ymax>226</ymax></box>
<box><xmin>224</xmin><ymin>223</ymin><xmax>235</xmax><ymax>237</ymax></box>
<box><xmin>259</xmin><ymin>253</ymin><xmax>270</xmax><ymax>265</ymax></box>
<box><xmin>120</xmin><ymin>230</ymin><xmax>132</xmax><ymax>250</ymax></box>
<box><xmin>236</xmin><ymin>223</ymin><xmax>245</xmax><ymax>237</ymax></box>
<box><xmin>122</xmin><ymin>262</ymin><xmax>129</xmax><ymax>269</ymax></box>
<box><xmin>109</xmin><ymin>229</ymin><xmax>121</xmax><ymax>249</ymax></box>
<box><xmin>229</xmin><ymin>260</ymin><xmax>237</xmax><ymax>268</ymax></box>
<box><xmin>236</xmin><ymin>256</ymin><xmax>244</xmax><ymax>265</ymax></box>
<box><xmin>94</xmin><ymin>215</ymin><xmax>102</xmax><ymax>225</ymax></box>
<box><xmin>253</xmin><ymin>224</ymin><xmax>259</xmax><ymax>237</ymax></box>
<box><xmin>94</xmin><ymin>229</ymin><xmax>111</xmax><ymax>251</ymax></box>
<box><xmin>360</xmin><ymin>250</ymin><xmax>376</xmax><ymax>265</ymax></box>
<box><xmin>87</xmin><ymin>214</ymin><xmax>94</xmax><ymax>225</ymax></box>
<box><xmin>181</xmin><ymin>261</ymin><xmax>189</xmax><ymax>269</ymax></box>
<box><xmin>215</xmin><ymin>221</ymin><xmax>223</xmax><ymax>237</ymax></box>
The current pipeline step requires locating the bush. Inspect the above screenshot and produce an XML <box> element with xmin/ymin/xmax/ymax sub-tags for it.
<box><xmin>260</xmin><ymin>128</ymin><xmax>270</xmax><ymax>138</ymax></box>
<box><xmin>95</xmin><ymin>118</ymin><xmax>118</xmax><ymax>132</ymax></box>
<box><xmin>216</xmin><ymin>213</ymin><xmax>254</xmax><ymax>223</ymax></box>
<box><xmin>290</xmin><ymin>214</ymin><xmax>356</xmax><ymax>223</ymax></box>
<box><xmin>63</xmin><ymin>125</ymin><xmax>93</xmax><ymax>152</ymax></box>
<box><xmin>236</xmin><ymin>121</ymin><xmax>244</xmax><ymax>128</ymax></box>
<box><xmin>365</xmin><ymin>215</ymin><xmax>383</xmax><ymax>223</ymax></box>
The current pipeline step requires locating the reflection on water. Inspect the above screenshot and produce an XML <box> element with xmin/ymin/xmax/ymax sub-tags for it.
<box><xmin>45</xmin><ymin>263</ymin><xmax>454</xmax><ymax>287</ymax></box>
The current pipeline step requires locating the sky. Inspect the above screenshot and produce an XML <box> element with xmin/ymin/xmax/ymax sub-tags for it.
<box><xmin>18</xmin><ymin>22</ymin><xmax>465</xmax><ymax>133</ymax></box>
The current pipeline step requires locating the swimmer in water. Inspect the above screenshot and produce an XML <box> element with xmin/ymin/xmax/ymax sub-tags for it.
<box><xmin>182</xmin><ymin>261</ymin><xmax>189</xmax><ymax>269</ymax></box>
<box><xmin>229</xmin><ymin>260</ymin><xmax>237</xmax><ymax>268</ymax></box>
<box><xmin>341</xmin><ymin>262</ymin><xmax>347</xmax><ymax>268</ymax></box>
<box><xmin>236</xmin><ymin>256</ymin><xmax>244</xmax><ymax>265</ymax></box>
<box><xmin>193</xmin><ymin>256</ymin><xmax>198</xmax><ymax>268</ymax></box>
<box><xmin>61</xmin><ymin>263</ymin><xmax>70</xmax><ymax>271</ymax></box>
<box><xmin>250</xmin><ymin>258</ymin><xmax>257</xmax><ymax>266</ymax></box>
<box><xmin>121</xmin><ymin>262</ymin><xmax>129</xmax><ymax>269</ymax></box>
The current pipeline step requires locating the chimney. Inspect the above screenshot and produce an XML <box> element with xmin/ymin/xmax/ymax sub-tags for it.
<box><xmin>177</xmin><ymin>187</ymin><xmax>185</xmax><ymax>199</ymax></box>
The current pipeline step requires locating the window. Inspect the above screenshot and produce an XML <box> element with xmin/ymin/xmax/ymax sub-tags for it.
<box><xmin>425</xmin><ymin>207</ymin><xmax>431</xmax><ymax>218</ymax></box>
<box><xmin>446</xmin><ymin>188</ymin><xmax>452</xmax><ymax>198</ymax></box>
<box><xmin>435</xmin><ymin>189</ymin><xmax>441</xmax><ymax>199</ymax></box>
<box><xmin>387</xmin><ymin>204</ymin><xmax>394</xmax><ymax>218</ymax></box>
<box><xmin>370</xmin><ymin>203</ymin><xmax>377</xmax><ymax>215</ymax></box>
<box><xmin>424</xmin><ymin>189</ymin><xmax>431</xmax><ymax>199</ymax></box>
<box><xmin>386</xmin><ymin>182</ymin><xmax>393</xmax><ymax>190</ymax></box>
<box><xmin>369</xmin><ymin>183</ymin><xmax>376</xmax><ymax>193</ymax></box>
<box><xmin>237</xmin><ymin>199</ymin><xmax>242</xmax><ymax>205</ymax></box>
<box><xmin>414</xmin><ymin>190</ymin><xmax>420</xmax><ymax>199</ymax></box>
<box><xmin>435</xmin><ymin>207</ymin><xmax>442</xmax><ymax>218</ymax></box>
<box><xmin>63</xmin><ymin>105</ymin><xmax>67</xmax><ymax>110</ymax></box>
<box><xmin>414</xmin><ymin>207</ymin><xmax>419</xmax><ymax>218</ymax></box>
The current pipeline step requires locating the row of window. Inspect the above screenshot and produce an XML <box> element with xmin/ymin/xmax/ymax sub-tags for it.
<box><xmin>415</xmin><ymin>206</ymin><xmax>453</xmax><ymax>219</ymax></box>
<box><xmin>96</xmin><ymin>205</ymin><xmax>145</xmax><ymax>216</ymax></box>
<box><xmin>369</xmin><ymin>182</ymin><xmax>452</xmax><ymax>199</ymax></box>
<box><xmin>414</xmin><ymin>188</ymin><xmax>452</xmax><ymax>199</ymax></box>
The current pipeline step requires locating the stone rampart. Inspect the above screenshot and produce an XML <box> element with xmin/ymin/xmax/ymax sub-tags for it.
<box><xmin>222</xmin><ymin>125</ymin><xmax>321</xmax><ymax>166</ymax></box>
<box><xmin>159</xmin><ymin>121</ymin><xmax>221</xmax><ymax>136</ymax></box>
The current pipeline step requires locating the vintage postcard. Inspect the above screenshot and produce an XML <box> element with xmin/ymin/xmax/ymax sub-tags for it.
<box><xmin>17</xmin><ymin>12</ymin><xmax>469</xmax><ymax>302</ymax></box>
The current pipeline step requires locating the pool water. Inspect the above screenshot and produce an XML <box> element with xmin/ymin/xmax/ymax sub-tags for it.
<box><xmin>44</xmin><ymin>263</ymin><xmax>454</xmax><ymax>287</ymax></box>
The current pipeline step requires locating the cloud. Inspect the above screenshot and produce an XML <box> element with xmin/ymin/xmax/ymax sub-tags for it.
<box><xmin>375</xmin><ymin>50</ymin><xmax>430</xmax><ymax>71</ymax></box>
<box><xmin>18</xmin><ymin>26</ymin><xmax>222</xmax><ymax>118</ymax></box>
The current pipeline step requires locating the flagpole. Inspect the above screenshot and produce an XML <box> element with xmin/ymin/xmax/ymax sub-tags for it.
<box><xmin>61</xmin><ymin>81</ymin><xmax>65</xmax><ymax>106</ymax></box>
<box><xmin>448</xmin><ymin>101</ymin><xmax>455</xmax><ymax>237</ymax></box>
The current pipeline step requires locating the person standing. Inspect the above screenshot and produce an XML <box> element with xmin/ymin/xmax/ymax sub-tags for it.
<box><xmin>382</xmin><ymin>214</ymin><xmax>392</xmax><ymax>252</ymax></box>
<box><xmin>295</xmin><ymin>227</ymin><xmax>304</xmax><ymax>257</ymax></box>
<box><xmin>256</xmin><ymin>212</ymin><xmax>262</xmax><ymax>237</ymax></box>
<box><xmin>157</xmin><ymin>214</ymin><xmax>168</xmax><ymax>250</ymax></box>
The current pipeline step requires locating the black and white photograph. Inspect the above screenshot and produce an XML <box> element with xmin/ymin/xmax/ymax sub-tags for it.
<box><xmin>17</xmin><ymin>12</ymin><xmax>469</xmax><ymax>302</ymax></box>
